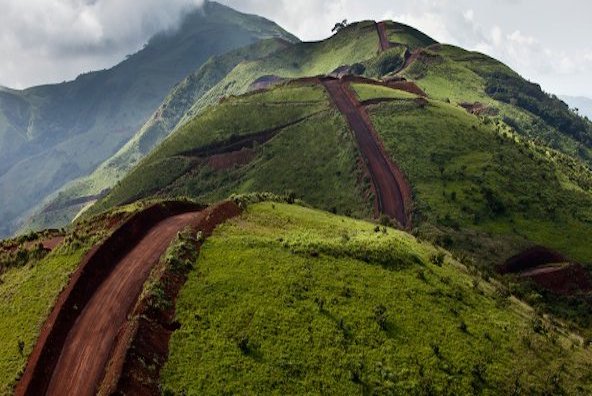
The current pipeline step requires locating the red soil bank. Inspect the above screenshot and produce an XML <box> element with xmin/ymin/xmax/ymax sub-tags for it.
<box><xmin>499</xmin><ymin>246</ymin><xmax>592</xmax><ymax>295</ymax></box>
<box><xmin>499</xmin><ymin>246</ymin><xmax>568</xmax><ymax>274</ymax></box>
<box><xmin>322</xmin><ymin>77</ymin><xmax>412</xmax><ymax>228</ymax></box>
<box><xmin>340</xmin><ymin>75</ymin><xmax>427</xmax><ymax>97</ymax></box>
<box><xmin>520</xmin><ymin>263</ymin><xmax>592</xmax><ymax>295</ymax></box>
<box><xmin>16</xmin><ymin>201</ymin><xmax>205</xmax><ymax>396</ymax></box>
<box><xmin>207</xmin><ymin>148</ymin><xmax>256</xmax><ymax>171</ymax></box>
<box><xmin>103</xmin><ymin>201</ymin><xmax>242</xmax><ymax>395</ymax></box>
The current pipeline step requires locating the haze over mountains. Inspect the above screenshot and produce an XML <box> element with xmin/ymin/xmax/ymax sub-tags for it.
<box><xmin>0</xmin><ymin>2</ymin><xmax>295</xmax><ymax>237</ymax></box>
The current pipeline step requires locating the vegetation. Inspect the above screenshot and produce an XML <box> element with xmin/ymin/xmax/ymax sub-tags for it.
<box><xmin>0</xmin><ymin>209</ymin><xmax>126</xmax><ymax>394</ymax></box>
<box><xmin>359</xmin><ymin>85</ymin><xmax>592</xmax><ymax>267</ymax></box>
<box><xmin>92</xmin><ymin>84</ymin><xmax>371</xmax><ymax>219</ymax></box>
<box><xmin>161</xmin><ymin>202</ymin><xmax>592</xmax><ymax>395</ymax></box>
<box><xmin>382</xmin><ymin>21</ymin><xmax>438</xmax><ymax>49</ymax></box>
<box><xmin>0</xmin><ymin>1</ymin><xmax>297</xmax><ymax>238</ymax></box>
<box><xmin>402</xmin><ymin>44</ymin><xmax>592</xmax><ymax>165</ymax></box>
<box><xmin>23</xmin><ymin>38</ymin><xmax>295</xmax><ymax>233</ymax></box>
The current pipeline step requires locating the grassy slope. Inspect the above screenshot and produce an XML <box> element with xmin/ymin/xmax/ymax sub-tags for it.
<box><xmin>22</xmin><ymin>38</ymin><xmax>292</xmax><ymax>233</ymax></box>
<box><xmin>93</xmin><ymin>84</ymin><xmax>371</xmax><ymax>219</ymax></box>
<box><xmin>0</xmin><ymin>2</ymin><xmax>296</xmax><ymax>238</ymax></box>
<box><xmin>162</xmin><ymin>202</ymin><xmax>592</xmax><ymax>395</ymax></box>
<box><xmin>400</xmin><ymin>44</ymin><xmax>592</xmax><ymax>165</ymax></box>
<box><xmin>181</xmin><ymin>21</ymin><xmax>381</xmax><ymax>119</ymax></box>
<box><xmin>0</xmin><ymin>250</ymin><xmax>86</xmax><ymax>394</ymax></box>
<box><xmin>22</xmin><ymin>21</ymin><xmax>383</xmax><ymax>233</ymax></box>
<box><xmin>384</xmin><ymin>21</ymin><xmax>438</xmax><ymax>49</ymax></box>
<box><xmin>353</xmin><ymin>83</ymin><xmax>592</xmax><ymax>267</ymax></box>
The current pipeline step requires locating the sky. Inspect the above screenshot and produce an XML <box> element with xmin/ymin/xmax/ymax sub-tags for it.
<box><xmin>0</xmin><ymin>0</ymin><xmax>591</xmax><ymax>98</ymax></box>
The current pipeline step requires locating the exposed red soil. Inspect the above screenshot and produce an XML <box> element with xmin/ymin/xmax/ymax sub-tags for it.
<box><xmin>499</xmin><ymin>246</ymin><xmax>592</xmax><ymax>295</ymax></box>
<box><xmin>499</xmin><ymin>246</ymin><xmax>568</xmax><ymax>274</ymax></box>
<box><xmin>339</xmin><ymin>75</ymin><xmax>427</xmax><ymax>97</ymax></box>
<box><xmin>16</xmin><ymin>201</ymin><xmax>205</xmax><ymax>396</ymax></box>
<box><xmin>180</xmin><ymin>113</ymin><xmax>320</xmax><ymax>159</ymax></box>
<box><xmin>520</xmin><ymin>263</ymin><xmax>592</xmax><ymax>295</ymax></box>
<box><xmin>321</xmin><ymin>77</ymin><xmax>413</xmax><ymax>228</ymax></box>
<box><xmin>102</xmin><ymin>201</ymin><xmax>242</xmax><ymax>395</ymax></box>
<box><xmin>401</xmin><ymin>49</ymin><xmax>422</xmax><ymax>72</ymax></box>
<box><xmin>27</xmin><ymin>236</ymin><xmax>64</xmax><ymax>251</ymax></box>
<box><xmin>376</xmin><ymin>22</ymin><xmax>391</xmax><ymax>52</ymax></box>
<box><xmin>207</xmin><ymin>148</ymin><xmax>256</xmax><ymax>171</ymax></box>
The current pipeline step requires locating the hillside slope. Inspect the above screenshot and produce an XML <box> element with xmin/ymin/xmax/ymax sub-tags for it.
<box><xmin>3</xmin><ymin>200</ymin><xmax>591</xmax><ymax>394</ymax></box>
<box><xmin>160</xmin><ymin>202</ymin><xmax>592</xmax><ymax>395</ymax></box>
<box><xmin>94</xmin><ymin>77</ymin><xmax>592</xmax><ymax>270</ymax></box>
<box><xmin>23</xmin><ymin>38</ymin><xmax>293</xmax><ymax>232</ymax></box>
<box><xmin>25</xmin><ymin>21</ymin><xmax>426</xmax><ymax>232</ymax></box>
<box><xmin>0</xmin><ymin>1</ymin><xmax>296</xmax><ymax>237</ymax></box>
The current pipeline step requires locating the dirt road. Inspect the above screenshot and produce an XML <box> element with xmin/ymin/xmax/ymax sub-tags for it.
<box><xmin>376</xmin><ymin>22</ymin><xmax>391</xmax><ymax>52</ymax></box>
<box><xmin>44</xmin><ymin>211</ymin><xmax>204</xmax><ymax>396</ymax></box>
<box><xmin>322</xmin><ymin>78</ymin><xmax>411</xmax><ymax>227</ymax></box>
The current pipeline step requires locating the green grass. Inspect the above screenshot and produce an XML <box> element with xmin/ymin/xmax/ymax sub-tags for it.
<box><xmin>0</xmin><ymin>249</ymin><xmax>87</xmax><ymax>394</ymax></box>
<box><xmin>351</xmin><ymin>83</ymin><xmax>419</xmax><ymax>101</ymax></box>
<box><xmin>362</xmin><ymin>88</ymin><xmax>592</xmax><ymax>266</ymax></box>
<box><xmin>0</xmin><ymin>2</ymin><xmax>296</xmax><ymax>238</ymax></box>
<box><xmin>383</xmin><ymin>21</ymin><xmax>438</xmax><ymax>49</ymax></box>
<box><xmin>93</xmin><ymin>84</ymin><xmax>371</xmax><ymax>219</ymax></box>
<box><xmin>161</xmin><ymin>202</ymin><xmax>592</xmax><ymax>395</ymax></box>
<box><xmin>181</xmin><ymin>21</ymin><xmax>382</xmax><ymax>118</ymax></box>
<box><xmin>400</xmin><ymin>44</ymin><xmax>592</xmax><ymax>165</ymax></box>
<box><xmin>22</xmin><ymin>38</ymin><xmax>295</xmax><ymax>234</ymax></box>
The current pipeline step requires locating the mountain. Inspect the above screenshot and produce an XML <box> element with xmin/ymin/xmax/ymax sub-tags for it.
<box><xmin>22</xmin><ymin>37</ymin><xmax>293</xmax><ymax>232</ymax></box>
<box><xmin>24</xmin><ymin>20</ymin><xmax>432</xmax><ymax>231</ymax></box>
<box><xmin>90</xmin><ymin>21</ymin><xmax>592</xmax><ymax>267</ymax></box>
<box><xmin>0</xmin><ymin>1</ymin><xmax>297</xmax><ymax>237</ymax></box>
<box><xmin>561</xmin><ymin>95</ymin><xmax>592</xmax><ymax>120</ymax></box>
<box><xmin>2</xmin><ymin>199</ymin><xmax>591</xmax><ymax>394</ymax></box>
<box><xmin>2</xmin><ymin>10</ymin><xmax>592</xmax><ymax>394</ymax></box>
<box><xmin>83</xmin><ymin>19</ymin><xmax>592</xmax><ymax>337</ymax></box>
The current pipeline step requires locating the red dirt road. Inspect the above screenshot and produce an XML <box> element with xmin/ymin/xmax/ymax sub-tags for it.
<box><xmin>322</xmin><ymin>78</ymin><xmax>411</xmax><ymax>227</ymax></box>
<box><xmin>44</xmin><ymin>211</ymin><xmax>204</xmax><ymax>396</ymax></box>
<box><xmin>376</xmin><ymin>22</ymin><xmax>391</xmax><ymax>52</ymax></box>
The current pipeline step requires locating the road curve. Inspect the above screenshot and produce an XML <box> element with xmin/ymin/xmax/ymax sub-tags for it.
<box><xmin>322</xmin><ymin>78</ymin><xmax>411</xmax><ymax>227</ymax></box>
<box><xmin>45</xmin><ymin>211</ymin><xmax>204</xmax><ymax>396</ymax></box>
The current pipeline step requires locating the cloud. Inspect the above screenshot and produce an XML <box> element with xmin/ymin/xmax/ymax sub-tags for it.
<box><xmin>0</xmin><ymin>0</ymin><xmax>203</xmax><ymax>88</ymax></box>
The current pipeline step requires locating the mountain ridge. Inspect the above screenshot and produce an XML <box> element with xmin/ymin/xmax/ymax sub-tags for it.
<box><xmin>0</xmin><ymin>1</ymin><xmax>296</xmax><ymax>237</ymax></box>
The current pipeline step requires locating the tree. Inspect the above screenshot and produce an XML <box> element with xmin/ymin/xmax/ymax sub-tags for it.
<box><xmin>332</xmin><ymin>19</ymin><xmax>348</xmax><ymax>33</ymax></box>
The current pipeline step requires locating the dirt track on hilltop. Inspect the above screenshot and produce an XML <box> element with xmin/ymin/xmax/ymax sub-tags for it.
<box><xmin>322</xmin><ymin>78</ymin><xmax>412</xmax><ymax>227</ymax></box>
<box><xmin>376</xmin><ymin>22</ymin><xmax>391</xmax><ymax>52</ymax></box>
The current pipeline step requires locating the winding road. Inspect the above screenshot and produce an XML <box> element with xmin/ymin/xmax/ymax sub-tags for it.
<box><xmin>45</xmin><ymin>212</ymin><xmax>204</xmax><ymax>396</ymax></box>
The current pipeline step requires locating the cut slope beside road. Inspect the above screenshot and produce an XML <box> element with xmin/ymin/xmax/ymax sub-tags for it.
<box><xmin>44</xmin><ymin>212</ymin><xmax>204</xmax><ymax>396</ymax></box>
<box><xmin>17</xmin><ymin>201</ymin><xmax>241</xmax><ymax>396</ymax></box>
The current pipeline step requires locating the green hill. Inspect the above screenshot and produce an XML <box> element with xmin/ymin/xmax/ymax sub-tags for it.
<box><xmin>0</xmin><ymin>1</ymin><xmax>296</xmax><ymax>238</ymax></box>
<box><xmin>24</xmin><ymin>21</ymin><xmax>427</xmax><ymax>232</ymax></box>
<box><xmin>2</xmin><ymin>9</ymin><xmax>592</xmax><ymax>394</ymax></box>
<box><xmin>1</xmin><ymin>200</ymin><xmax>591</xmax><ymax>394</ymax></box>
<box><xmin>84</xmin><ymin>19</ymin><xmax>592</xmax><ymax>333</ymax></box>
<box><xmin>161</xmin><ymin>202</ymin><xmax>591</xmax><ymax>395</ymax></box>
